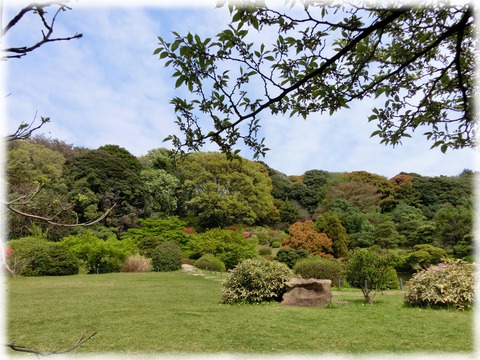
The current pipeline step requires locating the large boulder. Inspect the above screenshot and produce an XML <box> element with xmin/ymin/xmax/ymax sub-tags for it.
<box><xmin>282</xmin><ymin>278</ymin><xmax>332</xmax><ymax>307</ymax></box>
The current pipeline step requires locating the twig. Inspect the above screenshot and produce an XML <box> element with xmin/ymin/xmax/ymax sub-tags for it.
<box><xmin>6</xmin><ymin>330</ymin><xmax>97</xmax><ymax>357</ymax></box>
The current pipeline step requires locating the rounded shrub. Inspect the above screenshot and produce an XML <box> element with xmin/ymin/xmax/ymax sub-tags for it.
<box><xmin>194</xmin><ymin>254</ymin><xmax>226</xmax><ymax>272</ymax></box>
<box><xmin>404</xmin><ymin>259</ymin><xmax>474</xmax><ymax>310</ymax></box>
<box><xmin>381</xmin><ymin>266</ymin><xmax>400</xmax><ymax>290</ymax></box>
<box><xmin>274</xmin><ymin>248</ymin><xmax>299</xmax><ymax>268</ymax></box>
<box><xmin>258</xmin><ymin>247</ymin><xmax>272</xmax><ymax>256</ymax></box>
<box><xmin>151</xmin><ymin>242</ymin><xmax>182</xmax><ymax>272</ymax></box>
<box><xmin>221</xmin><ymin>257</ymin><xmax>294</xmax><ymax>304</ymax></box>
<box><xmin>271</xmin><ymin>241</ymin><xmax>281</xmax><ymax>248</ymax></box>
<box><xmin>293</xmin><ymin>256</ymin><xmax>343</xmax><ymax>283</ymax></box>
<box><xmin>9</xmin><ymin>237</ymin><xmax>79</xmax><ymax>276</ymax></box>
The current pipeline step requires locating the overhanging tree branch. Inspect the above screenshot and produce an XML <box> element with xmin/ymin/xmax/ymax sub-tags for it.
<box><xmin>157</xmin><ymin>1</ymin><xmax>475</xmax><ymax>157</ymax></box>
<box><xmin>1</xmin><ymin>1</ymin><xmax>82</xmax><ymax>60</ymax></box>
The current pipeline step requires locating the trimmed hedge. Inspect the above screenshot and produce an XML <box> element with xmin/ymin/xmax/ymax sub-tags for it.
<box><xmin>151</xmin><ymin>242</ymin><xmax>182</xmax><ymax>272</ymax></box>
<box><xmin>293</xmin><ymin>256</ymin><xmax>343</xmax><ymax>283</ymax></box>
<box><xmin>194</xmin><ymin>254</ymin><xmax>226</xmax><ymax>272</ymax></box>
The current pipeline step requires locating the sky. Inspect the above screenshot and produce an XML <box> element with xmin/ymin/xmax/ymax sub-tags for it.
<box><xmin>2</xmin><ymin>0</ymin><xmax>478</xmax><ymax>179</ymax></box>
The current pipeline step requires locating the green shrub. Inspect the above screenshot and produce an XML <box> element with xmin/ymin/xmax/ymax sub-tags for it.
<box><xmin>258</xmin><ymin>247</ymin><xmax>272</xmax><ymax>256</ymax></box>
<box><xmin>274</xmin><ymin>248</ymin><xmax>299</xmax><ymax>268</ymax></box>
<box><xmin>381</xmin><ymin>266</ymin><xmax>400</xmax><ymax>290</ymax></box>
<box><xmin>194</xmin><ymin>254</ymin><xmax>226</xmax><ymax>272</ymax></box>
<box><xmin>222</xmin><ymin>258</ymin><xmax>294</xmax><ymax>304</ymax></box>
<box><xmin>344</xmin><ymin>247</ymin><xmax>399</xmax><ymax>304</ymax></box>
<box><xmin>151</xmin><ymin>242</ymin><xmax>182</xmax><ymax>272</ymax></box>
<box><xmin>136</xmin><ymin>236</ymin><xmax>167</xmax><ymax>258</ymax></box>
<box><xmin>271</xmin><ymin>241</ymin><xmax>281</xmax><ymax>248</ymax></box>
<box><xmin>404</xmin><ymin>259</ymin><xmax>474</xmax><ymax>310</ymax></box>
<box><xmin>62</xmin><ymin>233</ymin><xmax>137</xmax><ymax>274</ymax></box>
<box><xmin>186</xmin><ymin>228</ymin><xmax>258</xmax><ymax>269</ymax></box>
<box><xmin>121</xmin><ymin>254</ymin><xmax>152</xmax><ymax>272</ymax></box>
<box><xmin>293</xmin><ymin>256</ymin><xmax>343</xmax><ymax>283</ymax></box>
<box><xmin>8</xmin><ymin>237</ymin><xmax>79</xmax><ymax>276</ymax></box>
<box><xmin>404</xmin><ymin>244</ymin><xmax>448</xmax><ymax>271</ymax></box>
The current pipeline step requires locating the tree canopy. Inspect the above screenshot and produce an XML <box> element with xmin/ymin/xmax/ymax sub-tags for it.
<box><xmin>156</xmin><ymin>0</ymin><xmax>475</xmax><ymax>158</ymax></box>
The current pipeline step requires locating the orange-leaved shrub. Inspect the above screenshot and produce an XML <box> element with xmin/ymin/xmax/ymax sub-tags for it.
<box><xmin>282</xmin><ymin>220</ymin><xmax>333</xmax><ymax>257</ymax></box>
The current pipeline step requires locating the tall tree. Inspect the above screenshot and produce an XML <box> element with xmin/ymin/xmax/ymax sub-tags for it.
<box><xmin>176</xmin><ymin>152</ymin><xmax>278</xmax><ymax>229</ymax></box>
<box><xmin>156</xmin><ymin>1</ymin><xmax>475</xmax><ymax>157</ymax></box>
<box><xmin>314</xmin><ymin>212</ymin><xmax>349</xmax><ymax>258</ymax></box>
<box><xmin>63</xmin><ymin>148</ymin><xmax>146</xmax><ymax>232</ymax></box>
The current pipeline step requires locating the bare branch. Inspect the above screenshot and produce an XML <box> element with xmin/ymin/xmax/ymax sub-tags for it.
<box><xmin>6</xmin><ymin>330</ymin><xmax>97</xmax><ymax>356</ymax></box>
<box><xmin>6</xmin><ymin>112</ymin><xmax>51</xmax><ymax>141</ymax></box>
<box><xmin>1</xmin><ymin>1</ymin><xmax>83</xmax><ymax>61</ymax></box>
<box><xmin>6</xmin><ymin>202</ymin><xmax>116</xmax><ymax>227</ymax></box>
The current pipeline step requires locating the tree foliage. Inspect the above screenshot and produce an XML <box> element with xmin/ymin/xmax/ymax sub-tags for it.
<box><xmin>176</xmin><ymin>152</ymin><xmax>277</xmax><ymax>229</ymax></box>
<box><xmin>344</xmin><ymin>247</ymin><xmax>398</xmax><ymax>304</ymax></box>
<box><xmin>314</xmin><ymin>212</ymin><xmax>349</xmax><ymax>258</ymax></box>
<box><xmin>282</xmin><ymin>220</ymin><xmax>333</xmax><ymax>257</ymax></box>
<box><xmin>156</xmin><ymin>1</ymin><xmax>475</xmax><ymax>157</ymax></box>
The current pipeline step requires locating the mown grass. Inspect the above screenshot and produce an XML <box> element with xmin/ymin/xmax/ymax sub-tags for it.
<box><xmin>6</xmin><ymin>270</ymin><xmax>474</xmax><ymax>356</ymax></box>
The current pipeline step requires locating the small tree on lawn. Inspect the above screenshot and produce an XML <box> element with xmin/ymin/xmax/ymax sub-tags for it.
<box><xmin>344</xmin><ymin>248</ymin><xmax>398</xmax><ymax>304</ymax></box>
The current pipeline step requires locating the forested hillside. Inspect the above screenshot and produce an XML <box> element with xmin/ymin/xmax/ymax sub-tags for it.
<box><xmin>5</xmin><ymin>136</ymin><xmax>475</xmax><ymax>276</ymax></box>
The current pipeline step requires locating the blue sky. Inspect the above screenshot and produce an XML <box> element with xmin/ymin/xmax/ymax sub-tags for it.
<box><xmin>2</xmin><ymin>0</ymin><xmax>478</xmax><ymax>178</ymax></box>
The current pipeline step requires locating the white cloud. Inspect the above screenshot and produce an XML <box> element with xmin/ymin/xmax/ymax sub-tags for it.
<box><xmin>3</xmin><ymin>3</ymin><xmax>478</xmax><ymax>178</ymax></box>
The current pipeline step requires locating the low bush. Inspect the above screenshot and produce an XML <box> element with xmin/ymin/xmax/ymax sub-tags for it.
<box><xmin>194</xmin><ymin>254</ymin><xmax>226</xmax><ymax>272</ymax></box>
<box><xmin>275</xmin><ymin>248</ymin><xmax>309</xmax><ymax>268</ymax></box>
<box><xmin>258</xmin><ymin>247</ymin><xmax>272</xmax><ymax>256</ymax></box>
<box><xmin>221</xmin><ymin>258</ymin><xmax>294</xmax><ymax>304</ymax></box>
<box><xmin>8</xmin><ymin>237</ymin><xmax>79</xmax><ymax>276</ymax></box>
<box><xmin>404</xmin><ymin>259</ymin><xmax>474</xmax><ymax>310</ymax></box>
<box><xmin>293</xmin><ymin>256</ymin><xmax>343</xmax><ymax>283</ymax></box>
<box><xmin>271</xmin><ymin>241</ymin><xmax>281</xmax><ymax>248</ymax></box>
<box><xmin>151</xmin><ymin>242</ymin><xmax>182</xmax><ymax>272</ymax></box>
<box><xmin>62</xmin><ymin>233</ymin><xmax>137</xmax><ymax>274</ymax></box>
<box><xmin>121</xmin><ymin>254</ymin><xmax>152</xmax><ymax>272</ymax></box>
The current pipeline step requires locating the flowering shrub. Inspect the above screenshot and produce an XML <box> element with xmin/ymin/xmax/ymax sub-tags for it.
<box><xmin>4</xmin><ymin>248</ymin><xmax>14</xmax><ymax>258</ymax></box>
<box><xmin>222</xmin><ymin>258</ymin><xmax>294</xmax><ymax>304</ymax></box>
<box><xmin>183</xmin><ymin>227</ymin><xmax>196</xmax><ymax>234</ymax></box>
<box><xmin>404</xmin><ymin>259</ymin><xmax>475</xmax><ymax>310</ymax></box>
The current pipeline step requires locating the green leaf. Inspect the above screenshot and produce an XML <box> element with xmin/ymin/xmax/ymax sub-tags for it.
<box><xmin>175</xmin><ymin>76</ymin><xmax>184</xmax><ymax>88</ymax></box>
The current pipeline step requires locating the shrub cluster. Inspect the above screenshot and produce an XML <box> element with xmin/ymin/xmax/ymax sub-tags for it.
<box><xmin>221</xmin><ymin>258</ymin><xmax>294</xmax><ymax>304</ymax></box>
<box><xmin>194</xmin><ymin>254</ymin><xmax>226</xmax><ymax>272</ymax></box>
<box><xmin>121</xmin><ymin>254</ymin><xmax>152</xmax><ymax>272</ymax></box>
<box><xmin>258</xmin><ymin>247</ymin><xmax>272</xmax><ymax>256</ymax></box>
<box><xmin>151</xmin><ymin>242</ymin><xmax>182</xmax><ymax>272</ymax></box>
<box><xmin>293</xmin><ymin>256</ymin><xmax>343</xmax><ymax>283</ymax></box>
<box><xmin>274</xmin><ymin>248</ymin><xmax>309</xmax><ymax>268</ymax></box>
<box><xmin>404</xmin><ymin>259</ymin><xmax>475</xmax><ymax>310</ymax></box>
<box><xmin>8</xmin><ymin>237</ymin><xmax>79</xmax><ymax>276</ymax></box>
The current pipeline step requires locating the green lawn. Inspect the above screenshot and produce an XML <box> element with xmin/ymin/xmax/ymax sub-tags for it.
<box><xmin>6</xmin><ymin>270</ymin><xmax>475</xmax><ymax>356</ymax></box>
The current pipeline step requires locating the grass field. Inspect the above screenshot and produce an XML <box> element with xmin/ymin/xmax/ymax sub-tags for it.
<box><xmin>6</xmin><ymin>269</ymin><xmax>475</xmax><ymax>357</ymax></box>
